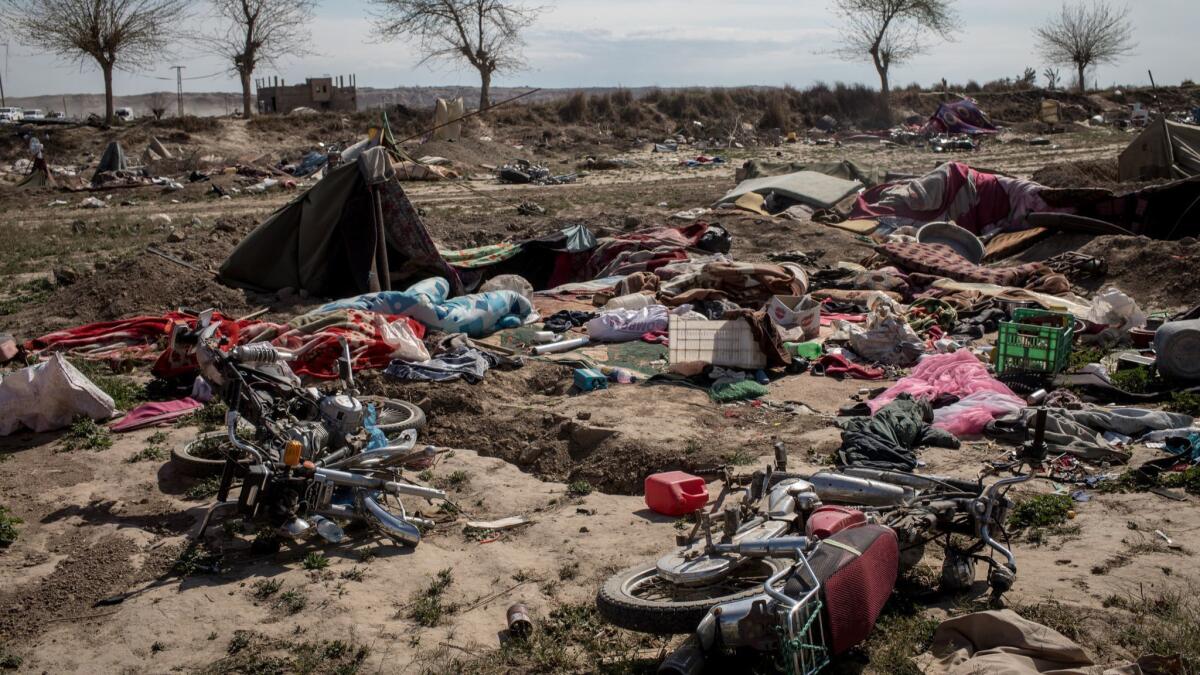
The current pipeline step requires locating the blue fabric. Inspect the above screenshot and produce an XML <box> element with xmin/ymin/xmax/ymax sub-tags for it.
<box><xmin>363</xmin><ymin>404</ymin><xmax>389</xmax><ymax>450</ymax></box>
<box><xmin>313</xmin><ymin>277</ymin><xmax>534</xmax><ymax>338</ymax></box>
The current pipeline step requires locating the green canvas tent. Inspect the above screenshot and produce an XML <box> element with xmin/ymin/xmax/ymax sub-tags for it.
<box><xmin>1119</xmin><ymin>118</ymin><xmax>1200</xmax><ymax>182</ymax></box>
<box><xmin>220</xmin><ymin>146</ymin><xmax>461</xmax><ymax>299</ymax></box>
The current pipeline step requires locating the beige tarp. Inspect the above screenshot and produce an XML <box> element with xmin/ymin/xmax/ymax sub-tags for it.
<box><xmin>915</xmin><ymin>610</ymin><xmax>1177</xmax><ymax>675</ymax></box>
<box><xmin>1118</xmin><ymin>117</ymin><xmax>1200</xmax><ymax>182</ymax></box>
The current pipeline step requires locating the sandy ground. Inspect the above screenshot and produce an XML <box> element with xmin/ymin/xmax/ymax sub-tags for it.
<box><xmin>1</xmin><ymin>119</ymin><xmax>1199</xmax><ymax>673</ymax></box>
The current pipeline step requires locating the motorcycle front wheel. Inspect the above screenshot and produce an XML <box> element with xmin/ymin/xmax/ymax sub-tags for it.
<box><xmin>596</xmin><ymin>557</ymin><xmax>789</xmax><ymax>634</ymax></box>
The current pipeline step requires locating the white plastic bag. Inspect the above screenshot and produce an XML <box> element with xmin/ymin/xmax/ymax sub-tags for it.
<box><xmin>1085</xmin><ymin>287</ymin><xmax>1145</xmax><ymax>334</ymax></box>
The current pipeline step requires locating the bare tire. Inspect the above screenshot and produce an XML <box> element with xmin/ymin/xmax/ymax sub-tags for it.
<box><xmin>361</xmin><ymin>397</ymin><xmax>426</xmax><ymax>434</ymax></box>
<box><xmin>596</xmin><ymin>558</ymin><xmax>789</xmax><ymax>635</ymax></box>
<box><xmin>170</xmin><ymin>433</ymin><xmax>245</xmax><ymax>478</ymax></box>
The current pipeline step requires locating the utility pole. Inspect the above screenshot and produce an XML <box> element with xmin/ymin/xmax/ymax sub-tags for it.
<box><xmin>0</xmin><ymin>43</ymin><xmax>7</xmax><ymax>107</ymax></box>
<box><xmin>171</xmin><ymin>65</ymin><xmax>185</xmax><ymax>117</ymax></box>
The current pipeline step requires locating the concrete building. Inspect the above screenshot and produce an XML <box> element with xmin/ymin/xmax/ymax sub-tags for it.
<box><xmin>256</xmin><ymin>75</ymin><xmax>358</xmax><ymax>114</ymax></box>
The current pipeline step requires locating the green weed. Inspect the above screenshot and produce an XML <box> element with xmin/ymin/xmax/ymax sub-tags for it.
<box><xmin>1009</xmin><ymin>494</ymin><xmax>1073</xmax><ymax>529</ymax></box>
<box><xmin>60</xmin><ymin>417</ymin><xmax>113</xmax><ymax>452</ymax></box>
<box><xmin>567</xmin><ymin>480</ymin><xmax>593</xmax><ymax>497</ymax></box>
<box><xmin>0</xmin><ymin>506</ymin><xmax>21</xmax><ymax>546</ymax></box>
<box><xmin>251</xmin><ymin>578</ymin><xmax>282</xmax><ymax>599</ymax></box>
<box><xmin>302</xmin><ymin>552</ymin><xmax>331</xmax><ymax>571</ymax></box>
<box><xmin>276</xmin><ymin>589</ymin><xmax>307</xmax><ymax>615</ymax></box>
<box><xmin>185</xmin><ymin>475</ymin><xmax>222</xmax><ymax>500</ymax></box>
<box><xmin>406</xmin><ymin>568</ymin><xmax>456</xmax><ymax>627</ymax></box>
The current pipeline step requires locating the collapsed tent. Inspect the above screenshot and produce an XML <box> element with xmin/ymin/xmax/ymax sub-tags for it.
<box><xmin>17</xmin><ymin>156</ymin><xmax>55</xmax><ymax>188</ymax></box>
<box><xmin>922</xmin><ymin>99</ymin><xmax>997</xmax><ymax>136</ymax></box>
<box><xmin>1118</xmin><ymin>117</ymin><xmax>1200</xmax><ymax>182</ymax></box>
<box><xmin>220</xmin><ymin>146</ymin><xmax>462</xmax><ymax>299</ymax></box>
<box><xmin>92</xmin><ymin>141</ymin><xmax>127</xmax><ymax>184</ymax></box>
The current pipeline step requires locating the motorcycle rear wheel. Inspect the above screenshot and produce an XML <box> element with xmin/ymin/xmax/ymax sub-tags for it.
<box><xmin>596</xmin><ymin>557</ymin><xmax>788</xmax><ymax>634</ymax></box>
<box><xmin>361</xmin><ymin>397</ymin><xmax>426</xmax><ymax>433</ymax></box>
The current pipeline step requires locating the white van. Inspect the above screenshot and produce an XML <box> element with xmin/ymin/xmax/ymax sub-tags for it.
<box><xmin>0</xmin><ymin>107</ymin><xmax>24</xmax><ymax>123</ymax></box>
<box><xmin>22</xmin><ymin>109</ymin><xmax>45</xmax><ymax>120</ymax></box>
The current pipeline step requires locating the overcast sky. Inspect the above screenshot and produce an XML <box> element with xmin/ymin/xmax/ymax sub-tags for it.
<box><xmin>1</xmin><ymin>0</ymin><xmax>1195</xmax><ymax>98</ymax></box>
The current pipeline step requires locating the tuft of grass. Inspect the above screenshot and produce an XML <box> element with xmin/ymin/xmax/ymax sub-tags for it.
<box><xmin>1067</xmin><ymin>346</ymin><xmax>1108</xmax><ymax>372</ymax></box>
<box><xmin>566</xmin><ymin>480</ymin><xmax>592</xmax><ymax>497</ymax></box>
<box><xmin>435</xmin><ymin>470</ymin><xmax>471</xmax><ymax>490</ymax></box>
<box><xmin>275</xmin><ymin>589</ymin><xmax>307</xmax><ymax>615</ymax></box>
<box><xmin>1008</xmin><ymin>494</ymin><xmax>1073</xmax><ymax>529</ymax></box>
<box><xmin>1109</xmin><ymin>366</ymin><xmax>1156</xmax><ymax>393</ymax></box>
<box><xmin>0</xmin><ymin>278</ymin><xmax>53</xmax><ymax>316</ymax></box>
<box><xmin>1108</xmin><ymin>586</ymin><xmax>1200</xmax><ymax>666</ymax></box>
<box><xmin>1167</xmin><ymin>391</ymin><xmax>1200</xmax><ymax>418</ymax></box>
<box><xmin>557</xmin><ymin>562</ymin><xmax>579</xmax><ymax>581</ymax></box>
<box><xmin>150</xmin><ymin>641</ymin><xmax>166</xmax><ymax>654</ymax></box>
<box><xmin>180</xmin><ymin>402</ymin><xmax>228</xmax><ymax>433</ymax></box>
<box><xmin>68</xmin><ymin>359</ymin><xmax>147</xmax><ymax>411</ymax></box>
<box><xmin>340</xmin><ymin>567</ymin><xmax>365</xmax><ymax>582</ymax></box>
<box><xmin>185</xmin><ymin>475</ymin><xmax>222</xmax><ymax>500</ymax></box>
<box><xmin>723</xmin><ymin>448</ymin><xmax>755</xmax><ymax>466</ymax></box>
<box><xmin>302</xmin><ymin>552</ymin><xmax>331</xmax><ymax>571</ymax></box>
<box><xmin>406</xmin><ymin>568</ymin><xmax>456</xmax><ymax>627</ymax></box>
<box><xmin>412</xmin><ymin>602</ymin><xmax>660</xmax><ymax>674</ymax></box>
<box><xmin>0</xmin><ymin>506</ymin><xmax>21</xmax><ymax>546</ymax></box>
<box><xmin>59</xmin><ymin>416</ymin><xmax>113</xmax><ymax>452</ymax></box>
<box><xmin>173</xmin><ymin>543</ymin><xmax>223</xmax><ymax>576</ymax></box>
<box><xmin>251</xmin><ymin>578</ymin><xmax>283</xmax><ymax>599</ymax></box>
<box><xmin>0</xmin><ymin>649</ymin><xmax>23</xmax><ymax>670</ymax></box>
<box><xmin>127</xmin><ymin>444</ymin><xmax>167</xmax><ymax>463</ymax></box>
<box><xmin>1011</xmin><ymin>598</ymin><xmax>1084</xmax><ymax>642</ymax></box>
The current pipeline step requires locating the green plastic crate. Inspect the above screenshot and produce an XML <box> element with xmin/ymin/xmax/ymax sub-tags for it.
<box><xmin>996</xmin><ymin>308</ymin><xmax>1074</xmax><ymax>375</ymax></box>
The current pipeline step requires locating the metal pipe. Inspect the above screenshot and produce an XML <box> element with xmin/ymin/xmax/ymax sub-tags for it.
<box><xmin>360</xmin><ymin>493</ymin><xmax>421</xmax><ymax>546</ymax></box>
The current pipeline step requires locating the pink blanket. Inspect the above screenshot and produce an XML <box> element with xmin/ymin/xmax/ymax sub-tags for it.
<box><xmin>868</xmin><ymin>350</ymin><xmax>1025</xmax><ymax>436</ymax></box>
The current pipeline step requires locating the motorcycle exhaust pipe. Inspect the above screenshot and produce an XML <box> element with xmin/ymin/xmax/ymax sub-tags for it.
<box><xmin>360</xmin><ymin>493</ymin><xmax>422</xmax><ymax>546</ymax></box>
<box><xmin>658</xmin><ymin>635</ymin><xmax>705</xmax><ymax>675</ymax></box>
<box><xmin>808</xmin><ymin>472</ymin><xmax>915</xmax><ymax>507</ymax></box>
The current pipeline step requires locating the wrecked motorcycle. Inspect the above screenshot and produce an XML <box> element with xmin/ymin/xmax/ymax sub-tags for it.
<box><xmin>599</xmin><ymin>422</ymin><xmax>1049</xmax><ymax>674</ymax></box>
<box><xmin>176</xmin><ymin>311</ymin><xmax>446</xmax><ymax>550</ymax></box>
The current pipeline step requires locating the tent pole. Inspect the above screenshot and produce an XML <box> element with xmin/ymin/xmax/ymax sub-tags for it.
<box><xmin>373</xmin><ymin>187</ymin><xmax>391</xmax><ymax>291</ymax></box>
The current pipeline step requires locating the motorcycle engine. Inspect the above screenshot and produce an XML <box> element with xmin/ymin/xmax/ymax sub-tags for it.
<box><xmin>285</xmin><ymin>421</ymin><xmax>331</xmax><ymax>461</ymax></box>
<box><xmin>319</xmin><ymin>395</ymin><xmax>365</xmax><ymax>435</ymax></box>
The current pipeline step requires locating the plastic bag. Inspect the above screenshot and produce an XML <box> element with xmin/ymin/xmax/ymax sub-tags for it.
<box><xmin>1085</xmin><ymin>287</ymin><xmax>1145</xmax><ymax>334</ymax></box>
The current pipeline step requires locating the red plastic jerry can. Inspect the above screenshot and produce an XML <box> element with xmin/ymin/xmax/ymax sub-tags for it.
<box><xmin>644</xmin><ymin>471</ymin><xmax>709</xmax><ymax>516</ymax></box>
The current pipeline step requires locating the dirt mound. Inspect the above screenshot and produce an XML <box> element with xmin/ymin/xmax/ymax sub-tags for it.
<box><xmin>1076</xmin><ymin>235</ymin><xmax>1200</xmax><ymax>310</ymax></box>
<box><xmin>15</xmin><ymin>222</ymin><xmax>257</xmax><ymax>336</ymax></box>
<box><xmin>1031</xmin><ymin>158</ymin><xmax>1123</xmax><ymax>189</ymax></box>
<box><xmin>357</xmin><ymin>363</ymin><xmax>807</xmax><ymax>495</ymax></box>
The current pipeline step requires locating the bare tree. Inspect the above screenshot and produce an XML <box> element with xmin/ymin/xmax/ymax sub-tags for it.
<box><xmin>203</xmin><ymin>0</ymin><xmax>318</xmax><ymax>118</ymax></box>
<box><xmin>369</xmin><ymin>0</ymin><xmax>541</xmax><ymax>111</ymax></box>
<box><xmin>149</xmin><ymin>91</ymin><xmax>169</xmax><ymax>119</ymax></box>
<box><xmin>1043</xmin><ymin>67</ymin><xmax>1061</xmax><ymax>90</ymax></box>
<box><xmin>1035</xmin><ymin>1</ymin><xmax>1135</xmax><ymax>94</ymax></box>
<box><xmin>0</xmin><ymin>0</ymin><xmax>188</xmax><ymax>124</ymax></box>
<box><xmin>830</xmin><ymin>0</ymin><xmax>960</xmax><ymax>119</ymax></box>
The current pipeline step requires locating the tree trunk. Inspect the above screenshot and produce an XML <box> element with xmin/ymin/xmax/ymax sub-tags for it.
<box><xmin>102</xmin><ymin>62</ymin><xmax>114</xmax><ymax>125</ymax></box>
<box><xmin>875</xmin><ymin>62</ymin><xmax>892</xmax><ymax>124</ymax></box>
<box><xmin>240</xmin><ymin>69</ymin><xmax>254</xmax><ymax>118</ymax></box>
<box><xmin>478</xmin><ymin>68</ymin><xmax>492</xmax><ymax>113</ymax></box>
<box><xmin>1077</xmin><ymin>63</ymin><xmax>1087</xmax><ymax>94</ymax></box>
